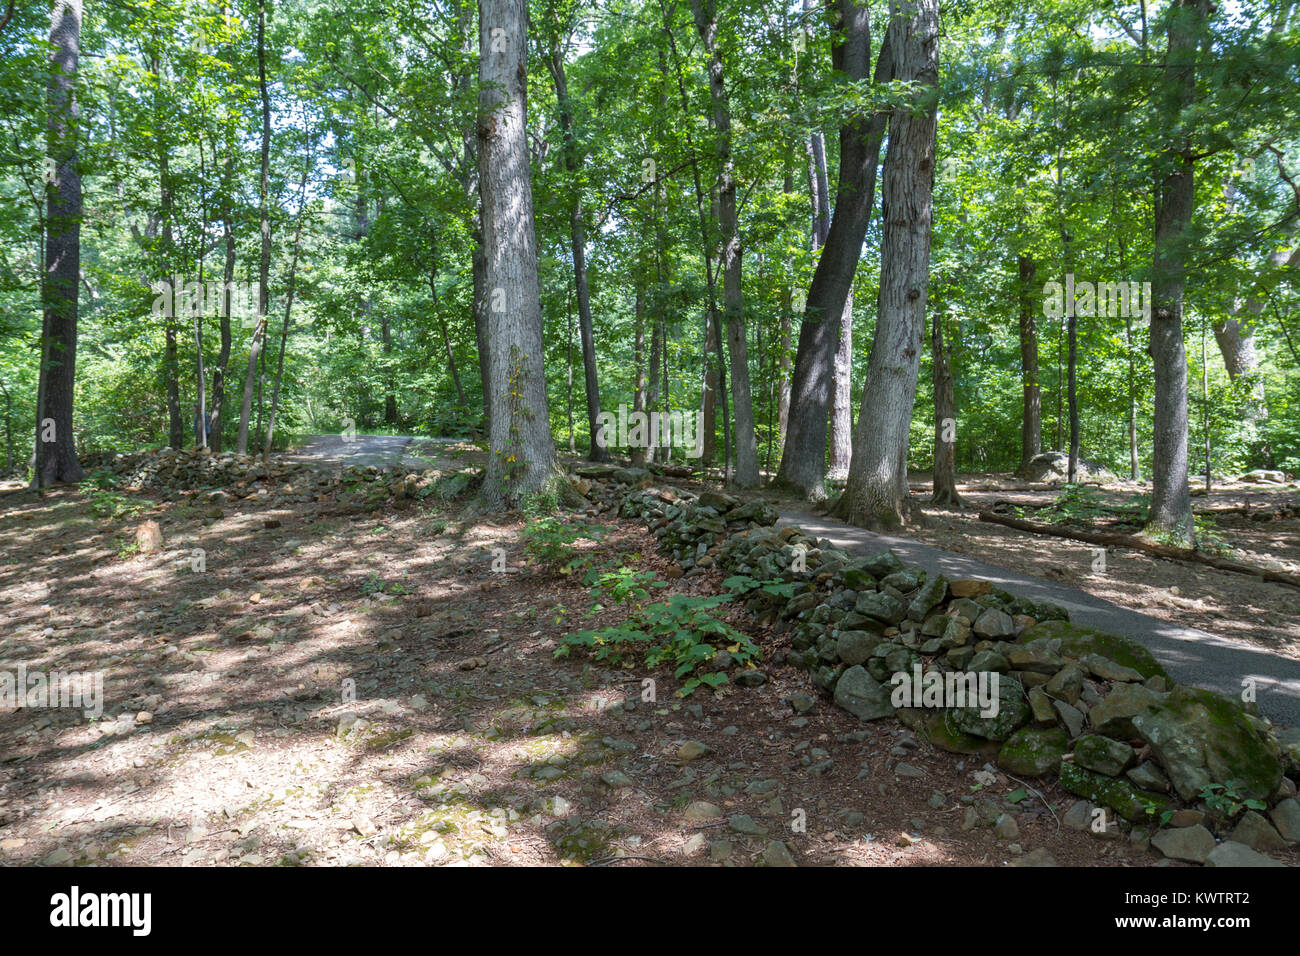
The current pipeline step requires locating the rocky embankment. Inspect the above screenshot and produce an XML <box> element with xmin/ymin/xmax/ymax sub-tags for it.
<box><xmin>601</xmin><ymin>474</ymin><xmax>1299</xmax><ymax>867</ymax></box>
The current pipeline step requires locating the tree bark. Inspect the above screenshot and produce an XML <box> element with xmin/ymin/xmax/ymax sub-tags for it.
<box><xmin>1016</xmin><ymin>254</ymin><xmax>1041</xmax><ymax>476</ymax></box>
<box><xmin>477</xmin><ymin>0</ymin><xmax>559</xmax><ymax>506</ymax></box>
<box><xmin>1147</xmin><ymin>0</ymin><xmax>1210</xmax><ymax>547</ymax></box>
<box><xmin>32</xmin><ymin>0</ymin><xmax>85</xmax><ymax>487</ymax></box>
<box><xmin>691</xmin><ymin>0</ymin><xmax>758</xmax><ymax>488</ymax></box>
<box><xmin>836</xmin><ymin>0</ymin><xmax>939</xmax><ymax>530</ymax></box>
<box><xmin>776</xmin><ymin>1</ymin><xmax>895</xmax><ymax>500</ymax></box>
<box><xmin>236</xmin><ymin>0</ymin><xmax>272</xmax><ymax>455</ymax></box>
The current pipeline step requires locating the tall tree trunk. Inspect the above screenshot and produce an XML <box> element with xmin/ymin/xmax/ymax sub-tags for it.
<box><xmin>810</xmin><ymin>111</ymin><xmax>855</xmax><ymax>481</ymax></box>
<box><xmin>776</xmin><ymin>2</ymin><xmax>895</xmax><ymax>500</ymax></box>
<box><xmin>631</xmin><ymin>283</ymin><xmax>647</xmax><ymax>467</ymax></box>
<box><xmin>1016</xmin><ymin>254</ymin><xmax>1041</xmax><ymax>476</ymax></box>
<box><xmin>477</xmin><ymin>0</ymin><xmax>559</xmax><ymax>506</ymax></box>
<box><xmin>691</xmin><ymin>0</ymin><xmax>758</xmax><ymax>487</ymax></box>
<box><xmin>836</xmin><ymin>0</ymin><xmax>939</xmax><ymax>530</ymax></box>
<box><xmin>237</xmin><ymin>0</ymin><xmax>272</xmax><ymax>455</ymax></box>
<box><xmin>930</xmin><ymin>309</ymin><xmax>961</xmax><ymax>506</ymax></box>
<box><xmin>547</xmin><ymin>46</ymin><xmax>606</xmax><ymax>461</ymax></box>
<box><xmin>32</xmin><ymin>0</ymin><xmax>84</xmax><ymax>486</ymax></box>
<box><xmin>1147</xmin><ymin>0</ymin><xmax>1209</xmax><ymax>547</ymax></box>
<box><xmin>209</xmin><ymin>149</ymin><xmax>235</xmax><ymax>452</ymax></box>
<box><xmin>263</xmin><ymin>158</ymin><xmax>309</xmax><ymax>457</ymax></box>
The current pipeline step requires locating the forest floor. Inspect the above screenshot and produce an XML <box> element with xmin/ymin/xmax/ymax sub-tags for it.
<box><xmin>5</xmin><ymin>455</ymin><xmax>1273</xmax><ymax>867</ymax></box>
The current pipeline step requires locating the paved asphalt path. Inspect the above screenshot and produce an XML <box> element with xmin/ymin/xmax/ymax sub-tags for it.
<box><xmin>280</xmin><ymin>434</ymin><xmax>452</xmax><ymax>471</ymax></box>
<box><xmin>779</xmin><ymin>508</ymin><xmax>1300</xmax><ymax>729</ymax></box>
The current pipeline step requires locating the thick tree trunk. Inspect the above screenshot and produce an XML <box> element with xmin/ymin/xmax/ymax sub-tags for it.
<box><xmin>931</xmin><ymin>310</ymin><xmax>961</xmax><ymax>506</ymax></box>
<box><xmin>1016</xmin><ymin>255</ymin><xmax>1041</xmax><ymax>476</ymax></box>
<box><xmin>32</xmin><ymin>0</ymin><xmax>84</xmax><ymax>486</ymax></box>
<box><xmin>477</xmin><ymin>0</ymin><xmax>559</xmax><ymax>506</ymax></box>
<box><xmin>776</xmin><ymin>2</ymin><xmax>895</xmax><ymax>500</ymax></box>
<box><xmin>810</xmin><ymin>123</ymin><xmax>855</xmax><ymax>481</ymax></box>
<box><xmin>691</xmin><ymin>0</ymin><xmax>758</xmax><ymax>488</ymax></box>
<box><xmin>236</xmin><ymin>0</ymin><xmax>272</xmax><ymax>455</ymax></box>
<box><xmin>836</xmin><ymin>0</ymin><xmax>939</xmax><ymax>530</ymax></box>
<box><xmin>1147</xmin><ymin>0</ymin><xmax>1209</xmax><ymax>547</ymax></box>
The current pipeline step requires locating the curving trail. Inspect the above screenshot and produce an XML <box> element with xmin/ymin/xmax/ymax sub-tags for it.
<box><xmin>778</xmin><ymin>507</ymin><xmax>1300</xmax><ymax>731</ymax></box>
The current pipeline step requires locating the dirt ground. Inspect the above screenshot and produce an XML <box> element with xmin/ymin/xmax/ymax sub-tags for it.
<box><xmin>6</xmin><ymin>462</ymin><xmax>1273</xmax><ymax>868</ymax></box>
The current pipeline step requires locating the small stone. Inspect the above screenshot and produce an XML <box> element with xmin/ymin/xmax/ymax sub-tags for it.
<box><xmin>684</xmin><ymin>801</ymin><xmax>722</xmax><ymax>821</ymax></box>
<box><xmin>1150</xmin><ymin>825</ymin><xmax>1215</xmax><ymax>864</ymax></box>
<box><xmin>1229</xmin><ymin>811</ymin><xmax>1288</xmax><ymax>853</ymax></box>
<box><xmin>728</xmin><ymin>814</ymin><xmax>764</xmax><ymax>836</ymax></box>
<box><xmin>1204</xmin><ymin>841</ymin><xmax>1286</xmax><ymax>867</ymax></box>
<box><xmin>760</xmin><ymin>840</ymin><xmax>796</xmax><ymax>867</ymax></box>
<box><xmin>600</xmin><ymin>770</ymin><xmax>634</xmax><ymax>788</ymax></box>
<box><xmin>678</xmin><ymin>741</ymin><xmax>713</xmax><ymax>761</ymax></box>
<box><xmin>1011</xmin><ymin>847</ymin><xmax>1057</xmax><ymax>867</ymax></box>
<box><xmin>1269</xmin><ymin>797</ymin><xmax>1300</xmax><ymax>843</ymax></box>
<box><xmin>993</xmin><ymin>814</ymin><xmax>1020</xmax><ymax>840</ymax></box>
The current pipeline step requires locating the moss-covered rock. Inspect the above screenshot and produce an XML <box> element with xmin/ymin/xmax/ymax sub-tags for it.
<box><xmin>1059</xmin><ymin>761</ymin><xmax>1173</xmax><ymax>822</ymax></box>
<box><xmin>948</xmin><ymin>675</ymin><xmax>1030</xmax><ymax>741</ymax></box>
<box><xmin>1131</xmin><ymin>686</ymin><xmax>1284</xmax><ymax>802</ymax></box>
<box><xmin>923</xmin><ymin>711</ymin><xmax>1001</xmax><ymax>756</ymax></box>
<box><xmin>1016</xmin><ymin>621</ymin><xmax>1168</xmax><ymax>680</ymax></box>
<box><xmin>998</xmin><ymin>726</ymin><xmax>1069</xmax><ymax>777</ymax></box>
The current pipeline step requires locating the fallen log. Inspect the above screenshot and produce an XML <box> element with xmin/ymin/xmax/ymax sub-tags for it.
<box><xmin>976</xmin><ymin>510</ymin><xmax>1300</xmax><ymax>591</ymax></box>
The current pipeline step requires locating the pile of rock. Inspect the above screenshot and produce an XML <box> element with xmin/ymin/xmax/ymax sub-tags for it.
<box><xmin>95</xmin><ymin>447</ymin><xmax>476</xmax><ymax>504</ymax></box>
<box><xmin>616</xmin><ymin>483</ymin><xmax>1299</xmax><ymax>866</ymax></box>
<box><xmin>619</xmin><ymin>487</ymin><xmax>779</xmax><ymax>575</ymax></box>
<box><xmin>97</xmin><ymin>448</ymin><xmax>314</xmax><ymax>490</ymax></box>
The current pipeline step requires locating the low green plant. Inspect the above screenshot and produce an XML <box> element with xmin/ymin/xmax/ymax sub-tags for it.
<box><xmin>520</xmin><ymin>517</ymin><xmax>607</xmax><ymax>574</ymax></box>
<box><xmin>556</xmin><ymin>592</ymin><xmax>760</xmax><ymax>697</ymax></box>
<box><xmin>86</xmin><ymin>488</ymin><xmax>150</xmax><ymax>521</ymax></box>
<box><xmin>1198</xmin><ymin>782</ymin><xmax>1266</xmax><ymax>819</ymax></box>
<box><xmin>722</xmin><ymin>574</ymin><xmax>796</xmax><ymax>601</ymax></box>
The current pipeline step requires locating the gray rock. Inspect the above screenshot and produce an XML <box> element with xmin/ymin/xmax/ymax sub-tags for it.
<box><xmin>907</xmin><ymin>574</ymin><xmax>948</xmax><ymax>622</ymax></box>
<box><xmin>1073</xmin><ymin>735</ymin><xmax>1136</xmax><ymax>777</ymax></box>
<box><xmin>974</xmin><ymin>608</ymin><xmax>1016</xmax><ymax>639</ymax></box>
<box><xmin>1150</xmin><ymin>825</ymin><xmax>1216</xmax><ymax>864</ymax></box>
<box><xmin>1269</xmin><ymin>797</ymin><xmax>1300</xmax><ymax>843</ymax></box>
<box><xmin>1204</xmin><ymin>841</ymin><xmax>1286</xmax><ymax>867</ymax></box>
<box><xmin>1229</xmin><ymin>811</ymin><xmax>1288</xmax><ymax>853</ymax></box>
<box><xmin>948</xmin><ymin>675</ymin><xmax>1030</xmax><ymax>741</ymax></box>
<box><xmin>1132</xmin><ymin>686</ymin><xmax>1284</xmax><ymax>802</ymax></box>
<box><xmin>1126</xmin><ymin>761</ymin><xmax>1170</xmax><ymax>792</ymax></box>
<box><xmin>993</xmin><ymin>814</ymin><xmax>1020</xmax><ymax>840</ymax></box>
<box><xmin>760</xmin><ymin>840</ymin><xmax>796</xmax><ymax>867</ymax></box>
<box><xmin>728</xmin><ymin>814</ymin><xmax>764</xmax><ymax>836</ymax></box>
<box><xmin>836</xmin><ymin>630</ymin><xmax>882</xmax><ymax>667</ymax></box>
<box><xmin>1088</xmin><ymin>682</ymin><xmax>1165</xmax><ymax>737</ymax></box>
<box><xmin>855</xmin><ymin>591</ymin><xmax>907</xmax><ymax>625</ymax></box>
<box><xmin>833</xmin><ymin>665</ymin><xmax>895</xmax><ymax>722</ymax></box>
<box><xmin>1054</xmin><ymin>700</ymin><xmax>1085</xmax><ymax>739</ymax></box>
<box><xmin>1044</xmin><ymin>664</ymin><xmax>1083</xmax><ymax>705</ymax></box>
